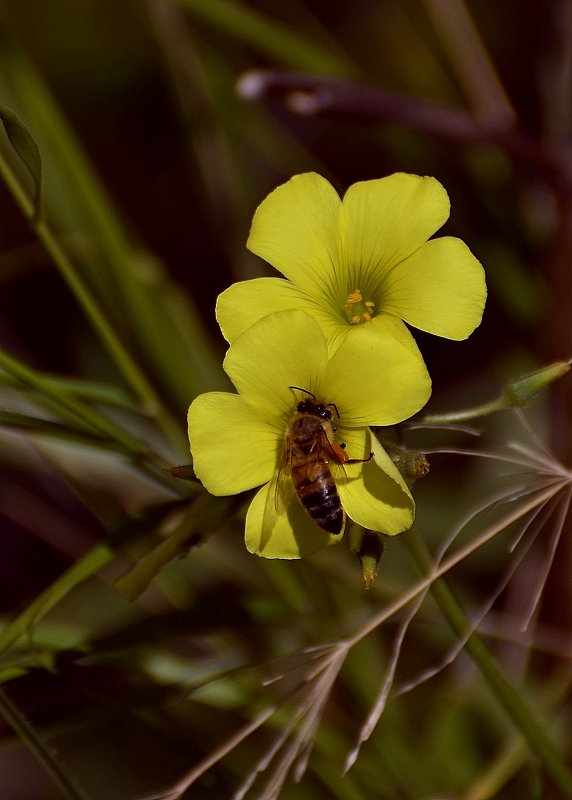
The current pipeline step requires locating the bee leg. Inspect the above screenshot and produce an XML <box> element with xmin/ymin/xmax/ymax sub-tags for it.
<box><xmin>345</xmin><ymin>451</ymin><xmax>374</xmax><ymax>465</ymax></box>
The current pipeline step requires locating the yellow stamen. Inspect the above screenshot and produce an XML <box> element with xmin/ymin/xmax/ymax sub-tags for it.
<box><xmin>343</xmin><ymin>289</ymin><xmax>376</xmax><ymax>324</ymax></box>
<box><xmin>346</xmin><ymin>289</ymin><xmax>363</xmax><ymax>304</ymax></box>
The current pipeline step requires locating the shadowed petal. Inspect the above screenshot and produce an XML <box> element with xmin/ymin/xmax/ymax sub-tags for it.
<box><xmin>188</xmin><ymin>393</ymin><xmax>279</xmax><ymax>495</ymax></box>
<box><xmin>380</xmin><ymin>237</ymin><xmax>487</xmax><ymax>339</ymax></box>
<box><xmin>339</xmin><ymin>433</ymin><xmax>414</xmax><ymax>535</ymax></box>
<box><xmin>246</xmin><ymin>481</ymin><xmax>344</xmax><ymax>558</ymax></box>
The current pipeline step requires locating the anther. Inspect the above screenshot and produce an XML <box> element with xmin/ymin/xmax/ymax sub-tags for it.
<box><xmin>343</xmin><ymin>289</ymin><xmax>376</xmax><ymax>324</ymax></box>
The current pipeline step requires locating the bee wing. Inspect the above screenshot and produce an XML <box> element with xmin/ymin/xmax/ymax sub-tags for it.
<box><xmin>274</xmin><ymin>440</ymin><xmax>296</xmax><ymax>515</ymax></box>
<box><xmin>262</xmin><ymin>443</ymin><xmax>295</xmax><ymax>536</ymax></box>
<box><xmin>262</xmin><ymin>470</ymin><xmax>294</xmax><ymax>541</ymax></box>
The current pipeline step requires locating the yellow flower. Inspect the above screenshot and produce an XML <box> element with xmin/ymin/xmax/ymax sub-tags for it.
<box><xmin>187</xmin><ymin>310</ymin><xmax>430</xmax><ymax>559</ymax></box>
<box><xmin>217</xmin><ymin>172</ymin><xmax>487</xmax><ymax>356</ymax></box>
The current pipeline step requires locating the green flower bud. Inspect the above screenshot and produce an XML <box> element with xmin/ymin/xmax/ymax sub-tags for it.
<box><xmin>503</xmin><ymin>361</ymin><xmax>571</xmax><ymax>407</ymax></box>
<box><xmin>391</xmin><ymin>449</ymin><xmax>430</xmax><ymax>486</ymax></box>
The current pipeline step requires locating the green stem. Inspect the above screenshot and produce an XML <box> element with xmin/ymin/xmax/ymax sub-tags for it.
<box><xmin>0</xmin><ymin>148</ymin><xmax>184</xmax><ymax>453</ymax></box>
<box><xmin>421</xmin><ymin>397</ymin><xmax>504</xmax><ymax>424</ymax></box>
<box><xmin>422</xmin><ymin>361</ymin><xmax>571</xmax><ymax>424</ymax></box>
<box><xmin>404</xmin><ymin>528</ymin><xmax>572</xmax><ymax>797</ymax></box>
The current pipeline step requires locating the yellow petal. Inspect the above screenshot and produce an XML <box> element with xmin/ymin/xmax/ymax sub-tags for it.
<box><xmin>380</xmin><ymin>237</ymin><xmax>487</xmax><ymax>340</ymax></box>
<box><xmin>322</xmin><ymin>322</ymin><xmax>432</xmax><ymax>426</ymax></box>
<box><xmin>223</xmin><ymin>309</ymin><xmax>328</xmax><ymax>419</ymax></box>
<box><xmin>338</xmin><ymin>432</ymin><xmax>414</xmax><ymax>535</ymax></box>
<box><xmin>246</xmin><ymin>481</ymin><xmax>344</xmax><ymax>559</ymax></box>
<box><xmin>341</xmin><ymin>173</ymin><xmax>450</xmax><ymax>289</ymax></box>
<box><xmin>187</xmin><ymin>393</ymin><xmax>279</xmax><ymax>495</ymax></box>
<box><xmin>247</xmin><ymin>173</ymin><xmax>341</xmax><ymax>293</ymax></box>
<box><xmin>216</xmin><ymin>277</ymin><xmax>325</xmax><ymax>344</ymax></box>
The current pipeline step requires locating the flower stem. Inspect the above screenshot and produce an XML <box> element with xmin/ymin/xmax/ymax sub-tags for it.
<box><xmin>421</xmin><ymin>398</ymin><xmax>503</xmax><ymax>424</ymax></box>
<box><xmin>422</xmin><ymin>361</ymin><xmax>570</xmax><ymax>424</ymax></box>
<box><xmin>404</xmin><ymin>528</ymin><xmax>572</xmax><ymax>797</ymax></box>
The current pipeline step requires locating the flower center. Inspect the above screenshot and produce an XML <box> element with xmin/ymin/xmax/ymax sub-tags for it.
<box><xmin>343</xmin><ymin>288</ymin><xmax>375</xmax><ymax>325</ymax></box>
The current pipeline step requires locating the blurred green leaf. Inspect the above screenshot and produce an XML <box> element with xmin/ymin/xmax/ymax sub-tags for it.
<box><xmin>0</xmin><ymin>102</ymin><xmax>42</xmax><ymax>220</ymax></box>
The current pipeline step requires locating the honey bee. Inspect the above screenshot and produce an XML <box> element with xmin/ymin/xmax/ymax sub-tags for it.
<box><xmin>273</xmin><ymin>387</ymin><xmax>373</xmax><ymax>534</ymax></box>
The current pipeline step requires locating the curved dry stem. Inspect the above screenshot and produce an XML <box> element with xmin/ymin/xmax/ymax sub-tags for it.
<box><xmin>396</xmin><ymin>488</ymin><xmax>563</xmax><ymax>698</ymax></box>
<box><xmin>232</xmin><ymin>648</ymin><xmax>348</xmax><ymax>800</ymax></box>
<box><xmin>520</xmin><ymin>485</ymin><xmax>572</xmax><ymax>631</ymax></box>
<box><xmin>163</xmin><ymin>705</ymin><xmax>278</xmax><ymax>799</ymax></box>
<box><xmin>343</xmin><ymin>591</ymin><xmax>426</xmax><ymax>774</ymax></box>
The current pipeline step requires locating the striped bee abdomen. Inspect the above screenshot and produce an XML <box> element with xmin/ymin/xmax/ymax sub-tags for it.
<box><xmin>292</xmin><ymin>460</ymin><xmax>344</xmax><ymax>534</ymax></box>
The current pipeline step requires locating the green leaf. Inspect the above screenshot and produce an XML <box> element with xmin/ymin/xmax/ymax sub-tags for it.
<box><xmin>0</xmin><ymin>103</ymin><xmax>42</xmax><ymax>221</ymax></box>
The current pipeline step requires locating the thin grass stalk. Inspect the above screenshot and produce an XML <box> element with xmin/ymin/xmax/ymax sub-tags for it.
<box><xmin>0</xmin><ymin>686</ymin><xmax>87</xmax><ymax>800</ymax></box>
<box><xmin>0</xmin><ymin>543</ymin><xmax>113</xmax><ymax>656</ymax></box>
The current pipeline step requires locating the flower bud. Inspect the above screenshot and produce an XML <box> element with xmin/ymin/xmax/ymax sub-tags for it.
<box><xmin>350</xmin><ymin>526</ymin><xmax>385</xmax><ymax>589</ymax></box>
<box><xmin>391</xmin><ymin>448</ymin><xmax>430</xmax><ymax>486</ymax></box>
<box><xmin>503</xmin><ymin>361</ymin><xmax>571</xmax><ymax>407</ymax></box>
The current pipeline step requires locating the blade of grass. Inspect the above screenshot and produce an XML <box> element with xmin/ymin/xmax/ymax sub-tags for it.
<box><xmin>0</xmin><ymin>348</ymin><xmax>150</xmax><ymax>456</ymax></box>
<box><xmin>0</xmin><ymin>410</ymin><xmax>132</xmax><ymax>450</ymax></box>
<box><xmin>0</xmin><ymin>410</ymin><xmax>192</xmax><ymax>497</ymax></box>
<box><xmin>0</xmin><ymin>373</ymin><xmax>141</xmax><ymax>411</ymax></box>
<box><xmin>180</xmin><ymin>0</ymin><xmax>357</xmax><ymax>76</ymax></box>
<box><xmin>0</xmin><ymin>543</ymin><xmax>113</xmax><ymax>657</ymax></box>
<box><xmin>115</xmin><ymin>493</ymin><xmax>234</xmax><ymax>600</ymax></box>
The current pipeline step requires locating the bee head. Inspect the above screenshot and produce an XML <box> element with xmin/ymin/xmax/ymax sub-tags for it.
<box><xmin>297</xmin><ymin>398</ymin><xmax>332</xmax><ymax>419</ymax></box>
<box><xmin>289</xmin><ymin>386</ymin><xmax>340</xmax><ymax>420</ymax></box>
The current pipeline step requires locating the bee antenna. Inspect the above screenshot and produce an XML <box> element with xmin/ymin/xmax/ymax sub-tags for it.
<box><xmin>289</xmin><ymin>385</ymin><xmax>316</xmax><ymax>400</ymax></box>
<box><xmin>327</xmin><ymin>402</ymin><xmax>340</xmax><ymax>418</ymax></box>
